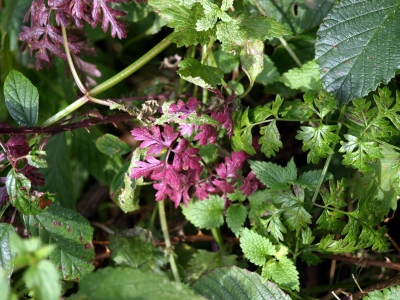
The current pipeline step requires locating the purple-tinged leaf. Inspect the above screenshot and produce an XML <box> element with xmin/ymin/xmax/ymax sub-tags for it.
<box><xmin>172</xmin><ymin>139</ymin><xmax>201</xmax><ymax>171</ymax></box>
<box><xmin>131</xmin><ymin>125</ymin><xmax>179</xmax><ymax>155</ymax></box>
<box><xmin>91</xmin><ymin>0</ymin><xmax>128</xmax><ymax>39</ymax></box>
<box><xmin>130</xmin><ymin>156</ymin><xmax>164</xmax><ymax>179</ymax></box>
<box><xmin>194</xmin><ymin>125</ymin><xmax>218</xmax><ymax>146</ymax></box>
<box><xmin>239</xmin><ymin>171</ymin><xmax>260</xmax><ymax>196</ymax></box>
<box><xmin>168</xmin><ymin>97</ymin><xmax>200</xmax><ymax>116</ymax></box>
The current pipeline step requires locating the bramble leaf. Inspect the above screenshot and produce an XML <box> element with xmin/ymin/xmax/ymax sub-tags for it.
<box><xmin>296</xmin><ymin>124</ymin><xmax>340</xmax><ymax>164</ymax></box>
<box><xmin>4</xmin><ymin>70</ymin><xmax>39</xmax><ymax>127</ymax></box>
<box><xmin>315</xmin><ymin>0</ymin><xmax>400</xmax><ymax>104</ymax></box>
<box><xmin>181</xmin><ymin>195</ymin><xmax>224</xmax><ymax>229</ymax></box>
<box><xmin>23</xmin><ymin>204</ymin><xmax>95</xmax><ymax>281</ymax></box>
<box><xmin>239</xmin><ymin>228</ymin><xmax>275</xmax><ymax>266</ymax></box>
<box><xmin>178</xmin><ymin>58</ymin><xmax>223</xmax><ymax>88</ymax></box>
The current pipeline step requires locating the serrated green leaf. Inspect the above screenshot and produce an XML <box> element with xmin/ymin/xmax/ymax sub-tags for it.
<box><xmin>249</xmin><ymin>159</ymin><xmax>297</xmax><ymax>188</ymax></box>
<box><xmin>197</xmin><ymin>143</ymin><xmax>218</xmax><ymax>164</ymax></box>
<box><xmin>186</xmin><ymin>250</ymin><xmax>237</xmax><ymax>283</ymax></box>
<box><xmin>280</xmin><ymin>60</ymin><xmax>320</xmax><ymax>92</ymax></box>
<box><xmin>182</xmin><ymin>195</ymin><xmax>224</xmax><ymax>229</ymax></box>
<box><xmin>23</xmin><ymin>204</ymin><xmax>95</xmax><ymax>281</ymax></box>
<box><xmin>214</xmin><ymin>49</ymin><xmax>239</xmax><ymax>73</ymax></box>
<box><xmin>75</xmin><ymin>267</ymin><xmax>202</xmax><ymax>300</ymax></box>
<box><xmin>240</xmin><ymin>39</ymin><xmax>264</xmax><ymax>86</ymax></box>
<box><xmin>316</xmin><ymin>0</ymin><xmax>400</xmax><ymax>104</ymax></box>
<box><xmin>240</xmin><ymin>228</ymin><xmax>275</xmax><ymax>266</ymax></box>
<box><xmin>178</xmin><ymin>58</ymin><xmax>223</xmax><ymax>88</ymax></box>
<box><xmin>363</xmin><ymin>285</ymin><xmax>400</xmax><ymax>300</ymax></box>
<box><xmin>346</xmin><ymin>98</ymin><xmax>377</xmax><ymax>127</ymax></box>
<box><xmin>96</xmin><ymin>134</ymin><xmax>131</xmax><ymax>156</ymax></box>
<box><xmin>109</xmin><ymin>230</ymin><xmax>154</xmax><ymax>268</ymax></box>
<box><xmin>303</xmin><ymin>90</ymin><xmax>338</xmax><ymax>118</ymax></box>
<box><xmin>72</xmin><ymin>129</ymin><xmax>123</xmax><ymax>186</ymax></box>
<box><xmin>226</xmin><ymin>204</ymin><xmax>247</xmax><ymax>236</ymax></box>
<box><xmin>227</xmin><ymin>188</ymin><xmax>246</xmax><ymax>202</ymax></box>
<box><xmin>279</xmin><ymin>99</ymin><xmax>314</xmax><ymax>119</ymax></box>
<box><xmin>3</xmin><ymin>70</ymin><xmax>38</xmax><ymax>127</ymax></box>
<box><xmin>232</xmin><ymin>108</ymin><xmax>256</xmax><ymax>155</ymax></box>
<box><xmin>255</xmin><ymin>55</ymin><xmax>280</xmax><ymax>85</ymax></box>
<box><xmin>0</xmin><ymin>223</ymin><xmax>15</xmax><ymax>279</ymax></box>
<box><xmin>263</xmin><ymin>256</ymin><xmax>300</xmax><ymax>291</ymax></box>
<box><xmin>301</xmin><ymin>227</ymin><xmax>314</xmax><ymax>246</ymax></box>
<box><xmin>23</xmin><ymin>260</ymin><xmax>61</xmax><ymax>300</ymax></box>
<box><xmin>259</xmin><ymin>121</ymin><xmax>282</xmax><ymax>158</ymax></box>
<box><xmin>26</xmin><ymin>150</ymin><xmax>47</xmax><ymax>168</ymax></box>
<box><xmin>283</xmin><ymin>204</ymin><xmax>312</xmax><ymax>231</ymax></box>
<box><xmin>374</xmin><ymin>86</ymin><xmax>400</xmax><ymax>131</ymax></box>
<box><xmin>296</xmin><ymin>124</ymin><xmax>340</xmax><ymax>164</ymax></box>
<box><xmin>320</xmin><ymin>179</ymin><xmax>347</xmax><ymax>208</ymax></box>
<box><xmin>6</xmin><ymin>169</ymin><xmax>43</xmax><ymax>215</ymax></box>
<box><xmin>295</xmin><ymin>169</ymin><xmax>333</xmax><ymax>190</ymax></box>
<box><xmin>339</xmin><ymin>134</ymin><xmax>384</xmax><ymax>173</ymax></box>
<box><xmin>38</xmin><ymin>133</ymin><xmax>75</xmax><ymax>209</ymax></box>
<box><xmin>192</xmin><ymin>266</ymin><xmax>290</xmax><ymax>300</ymax></box>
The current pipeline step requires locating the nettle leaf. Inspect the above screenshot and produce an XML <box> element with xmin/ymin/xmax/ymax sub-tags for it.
<box><xmin>280</xmin><ymin>60</ymin><xmax>320</xmax><ymax>92</ymax></box>
<box><xmin>363</xmin><ymin>285</ymin><xmax>400</xmax><ymax>300</ymax></box>
<box><xmin>96</xmin><ymin>134</ymin><xmax>131</xmax><ymax>156</ymax></box>
<box><xmin>226</xmin><ymin>204</ymin><xmax>247</xmax><ymax>236</ymax></box>
<box><xmin>23</xmin><ymin>204</ymin><xmax>95</xmax><ymax>281</ymax></box>
<box><xmin>263</xmin><ymin>257</ymin><xmax>300</xmax><ymax>292</ymax></box>
<box><xmin>192</xmin><ymin>266</ymin><xmax>290</xmax><ymax>300</ymax></box>
<box><xmin>315</xmin><ymin>0</ymin><xmax>400</xmax><ymax>104</ymax></box>
<box><xmin>239</xmin><ymin>228</ymin><xmax>276</xmax><ymax>266</ymax></box>
<box><xmin>296</xmin><ymin>124</ymin><xmax>340</xmax><ymax>164</ymax></box>
<box><xmin>0</xmin><ymin>223</ymin><xmax>15</xmax><ymax>279</ymax></box>
<box><xmin>6</xmin><ymin>169</ymin><xmax>43</xmax><ymax>215</ymax></box>
<box><xmin>178</xmin><ymin>58</ymin><xmax>223</xmax><ymax>88</ymax></box>
<box><xmin>259</xmin><ymin>120</ymin><xmax>282</xmax><ymax>158</ymax></box>
<box><xmin>3</xmin><ymin>70</ymin><xmax>39</xmax><ymax>127</ymax></box>
<box><xmin>186</xmin><ymin>250</ymin><xmax>237</xmax><ymax>283</ymax></box>
<box><xmin>75</xmin><ymin>267</ymin><xmax>202</xmax><ymax>299</ymax></box>
<box><xmin>339</xmin><ymin>134</ymin><xmax>384</xmax><ymax>173</ymax></box>
<box><xmin>182</xmin><ymin>195</ymin><xmax>224</xmax><ymax>229</ymax></box>
<box><xmin>240</xmin><ymin>40</ymin><xmax>264</xmax><ymax>86</ymax></box>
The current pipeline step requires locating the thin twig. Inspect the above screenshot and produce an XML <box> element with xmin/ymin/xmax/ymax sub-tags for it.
<box><xmin>321</xmin><ymin>254</ymin><xmax>400</xmax><ymax>271</ymax></box>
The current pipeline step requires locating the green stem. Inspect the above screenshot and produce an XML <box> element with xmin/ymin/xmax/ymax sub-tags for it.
<box><xmin>42</xmin><ymin>96</ymin><xmax>88</xmax><ymax>126</ymax></box>
<box><xmin>211</xmin><ymin>227</ymin><xmax>224</xmax><ymax>250</ymax></box>
<box><xmin>89</xmin><ymin>33</ymin><xmax>173</xmax><ymax>97</ymax></box>
<box><xmin>61</xmin><ymin>26</ymin><xmax>87</xmax><ymax>94</ymax></box>
<box><xmin>158</xmin><ymin>200</ymin><xmax>181</xmax><ymax>283</ymax></box>
<box><xmin>311</xmin><ymin>105</ymin><xmax>346</xmax><ymax>204</ymax></box>
<box><xmin>239</xmin><ymin>83</ymin><xmax>253</xmax><ymax>99</ymax></box>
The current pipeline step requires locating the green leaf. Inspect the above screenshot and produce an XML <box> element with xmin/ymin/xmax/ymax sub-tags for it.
<box><xmin>320</xmin><ymin>179</ymin><xmax>347</xmax><ymax>208</ymax></box>
<box><xmin>23</xmin><ymin>204</ymin><xmax>95</xmax><ymax>281</ymax></box>
<box><xmin>96</xmin><ymin>134</ymin><xmax>131</xmax><ymax>156</ymax></box>
<box><xmin>239</xmin><ymin>228</ymin><xmax>275</xmax><ymax>266</ymax></box>
<box><xmin>186</xmin><ymin>250</ymin><xmax>237</xmax><ymax>283</ymax></box>
<box><xmin>296</xmin><ymin>124</ymin><xmax>340</xmax><ymax>164</ymax></box>
<box><xmin>0</xmin><ymin>223</ymin><xmax>15</xmax><ymax>279</ymax></box>
<box><xmin>374</xmin><ymin>86</ymin><xmax>400</xmax><ymax>131</ymax></box>
<box><xmin>3</xmin><ymin>70</ymin><xmax>39</xmax><ymax>126</ymax></box>
<box><xmin>362</xmin><ymin>285</ymin><xmax>400</xmax><ymax>300</ymax></box>
<box><xmin>280</xmin><ymin>60</ymin><xmax>320</xmax><ymax>92</ymax></box>
<box><xmin>178</xmin><ymin>58</ymin><xmax>223</xmax><ymax>88</ymax></box>
<box><xmin>24</xmin><ymin>260</ymin><xmax>61</xmax><ymax>300</ymax></box>
<box><xmin>262</xmin><ymin>257</ymin><xmax>300</xmax><ymax>292</ymax></box>
<box><xmin>231</xmin><ymin>107</ymin><xmax>256</xmax><ymax>155</ymax></box>
<box><xmin>315</xmin><ymin>0</ymin><xmax>400</xmax><ymax>104</ymax></box>
<box><xmin>279</xmin><ymin>99</ymin><xmax>314</xmax><ymax>120</ymax></box>
<box><xmin>109</xmin><ymin>229</ymin><xmax>154</xmax><ymax>268</ymax></box>
<box><xmin>0</xmin><ymin>269</ymin><xmax>11</xmax><ymax>300</ymax></box>
<box><xmin>214</xmin><ymin>49</ymin><xmax>239</xmax><ymax>73</ymax></box>
<box><xmin>182</xmin><ymin>195</ymin><xmax>224</xmax><ymax>229</ymax></box>
<box><xmin>259</xmin><ymin>120</ymin><xmax>282</xmax><ymax>158</ymax></box>
<box><xmin>339</xmin><ymin>134</ymin><xmax>384</xmax><ymax>173</ymax></box>
<box><xmin>38</xmin><ymin>133</ymin><xmax>75</xmax><ymax>209</ymax></box>
<box><xmin>303</xmin><ymin>90</ymin><xmax>338</xmax><ymax>119</ymax></box>
<box><xmin>249</xmin><ymin>159</ymin><xmax>297</xmax><ymax>189</ymax></box>
<box><xmin>72</xmin><ymin>129</ymin><xmax>123</xmax><ymax>186</ymax></box>
<box><xmin>295</xmin><ymin>169</ymin><xmax>333</xmax><ymax>190</ymax></box>
<box><xmin>26</xmin><ymin>150</ymin><xmax>47</xmax><ymax>168</ymax></box>
<box><xmin>255</xmin><ymin>55</ymin><xmax>280</xmax><ymax>85</ymax></box>
<box><xmin>226</xmin><ymin>204</ymin><xmax>247</xmax><ymax>236</ymax></box>
<box><xmin>6</xmin><ymin>169</ymin><xmax>44</xmax><ymax>215</ymax></box>
<box><xmin>254</xmin><ymin>94</ymin><xmax>283</xmax><ymax>121</ymax></box>
<box><xmin>191</xmin><ymin>266</ymin><xmax>290</xmax><ymax>300</ymax></box>
<box><xmin>345</xmin><ymin>98</ymin><xmax>377</xmax><ymax>128</ymax></box>
<box><xmin>76</xmin><ymin>267</ymin><xmax>202</xmax><ymax>300</ymax></box>
<box><xmin>240</xmin><ymin>40</ymin><xmax>264</xmax><ymax>86</ymax></box>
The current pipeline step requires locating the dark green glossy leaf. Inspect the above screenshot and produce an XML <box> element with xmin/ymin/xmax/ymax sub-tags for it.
<box><xmin>0</xmin><ymin>223</ymin><xmax>15</xmax><ymax>279</ymax></box>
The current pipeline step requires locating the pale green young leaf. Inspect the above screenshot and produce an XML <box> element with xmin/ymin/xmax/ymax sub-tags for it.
<box><xmin>240</xmin><ymin>39</ymin><xmax>264</xmax><ymax>86</ymax></box>
<box><xmin>259</xmin><ymin>121</ymin><xmax>282</xmax><ymax>158</ymax></box>
<box><xmin>226</xmin><ymin>204</ymin><xmax>247</xmax><ymax>236</ymax></box>
<box><xmin>24</xmin><ymin>260</ymin><xmax>61</xmax><ymax>300</ymax></box>
<box><xmin>239</xmin><ymin>228</ymin><xmax>276</xmax><ymax>266</ymax></box>
<box><xmin>197</xmin><ymin>144</ymin><xmax>218</xmax><ymax>164</ymax></box>
<box><xmin>0</xmin><ymin>269</ymin><xmax>10</xmax><ymax>300</ymax></box>
<box><xmin>0</xmin><ymin>223</ymin><xmax>15</xmax><ymax>279</ymax></box>
<box><xmin>76</xmin><ymin>267</ymin><xmax>202</xmax><ymax>300</ymax></box>
<box><xmin>363</xmin><ymin>285</ymin><xmax>400</xmax><ymax>300</ymax></box>
<box><xmin>221</xmin><ymin>0</ymin><xmax>233</xmax><ymax>11</ymax></box>
<box><xmin>186</xmin><ymin>250</ymin><xmax>237</xmax><ymax>283</ymax></box>
<box><xmin>3</xmin><ymin>70</ymin><xmax>38</xmax><ymax>127</ymax></box>
<box><xmin>178</xmin><ymin>58</ymin><xmax>223</xmax><ymax>88</ymax></box>
<box><xmin>339</xmin><ymin>134</ymin><xmax>384</xmax><ymax>173</ymax></box>
<box><xmin>267</xmin><ymin>213</ymin><xmax>287</xmax><ymax>242</ymax></box>
<box><xmin>280</xmin><ymin>60</ymin><xmax>320</xmax><ymax>92</ymax></box>
<box><xmin>227</xmin><ymin>188</ymin><xmax>246</xmax><ymax>202</ymax></box>
<box><xmin>23</xmin><ymin>204</ymin><xmax>95</xmax><ymax>281</ymax></box>
<box><xmin>96</xmin><ymin>134</ymin><xmax>131</xmax><ymax>156</ymax></box>
<box><xmin>296</xmin><ymin>124</ymin><xmax>340</xmax><ymax>164</ymax></box>
<box><xmin>192</xmin><ymin>266</ymin><xmax>290</xmax><ymax>300</ymax></box>
<box><xmin>196</xmin><ymin>0</ymin><xmax>220</xmax><ymax>31</ymax></box>
<box><xmin>181</xmin><ymin>195</ymin><xmax>224</xmax><ymax>229</ymax></box>
<box><xmin>255</xmin><ymin>55</ymin><xmax>280</xmax><ymax>85</ymax></box>
<box><xmin>263</xmin><ymin>257</ymin><xmax>300</xmax><ymax>291</ymax></box>
<box><xmin>301</xmin><ymin>227</ymin><xmax>314</xmax><ymax>246</ymax></box>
